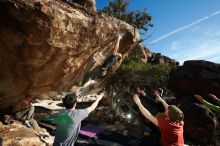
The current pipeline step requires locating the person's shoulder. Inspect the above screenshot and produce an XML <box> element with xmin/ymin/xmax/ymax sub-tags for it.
<box><xmin>157</xmin><ymin>118</ymin><xmax>170</xmax><ymax>129</ymax></box>
<box><xmin>75</xmin><ymin>108</ymin><xmax>88</xmax><ymax>113</ymax></box>
<box><xmin>75</xmin><ymin>108</ymin><xmax>89</xmax><ymax>116</ymax></box>
<box><xmin>157</xmin><ymin>117</ymin><xmax>169</xmax><ymax>121</ymax></box>
<box><xmin>59</xmin><ymin>109</ymin><xmax>76</xmax><ymax>118</ymax></box>
<box><xmin>68</xmin><ymin>109</ymin><xmax>83</xmax><ymax>115</ymax></box>
<box><xmin>70</xmin><ymin>109</ymin><xmax>88</xmax><ymax>119</ymax></box>
<box><xmin>157</xmin><ymin>118</ymin><xmax>170</xmax><ymax>125</ymax></box>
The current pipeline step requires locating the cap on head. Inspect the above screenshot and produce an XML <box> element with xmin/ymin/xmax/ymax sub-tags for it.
<box><xmin>168</xmin><ymin>105</ymin><xmax>184</xmax><ymax>121</ymax></box>
<box><xmin>63</xmin><ymin>93</ymin><xmax>77</xmax><ymax>109</ymax></box>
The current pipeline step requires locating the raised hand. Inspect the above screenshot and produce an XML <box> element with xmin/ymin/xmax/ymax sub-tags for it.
<box><xmin>136</xmin><ymin>87</ymin><xmax>146</xmax><ymax>96</ymax></box>
<box><xmin>154</xmin><ymin>91</ymin><xmax>163</xmax><ymax>102</ymax></box>
<box><xmin>194</xmin><ymin>95</ymin><xmax>203</xmax><ymax>102</ymax></box>
<box><xmin>136</xmin><ymin>87</ymin><xmax>141</xmax><ymax>94</ymax></box>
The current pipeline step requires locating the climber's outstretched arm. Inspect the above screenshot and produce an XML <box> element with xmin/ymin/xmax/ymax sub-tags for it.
<box><xmin>113</xmin><ymin>36</ymin><xmax>121</xmax><ymax>56</ymax></box>
<box><xmin>133</xmin><ymin>94</ymin><xmax>158</xmax><ymax>126</ymax></box>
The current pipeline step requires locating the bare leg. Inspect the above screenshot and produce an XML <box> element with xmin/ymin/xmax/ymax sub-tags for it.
<box><xmin>15</xmin><ymin>108</ymin><xmax>30</xmax><ymax>121</ymax></box>
<box><xmin>26</xmin><ymin>106</ymin><xmax>35</xmax><ymax>120</ymax></box>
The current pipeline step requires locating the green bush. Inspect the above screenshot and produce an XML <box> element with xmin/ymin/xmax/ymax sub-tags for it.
<box><xmin>108</xmin><ymin>57</ymin><xmax>173</xmax><ymax>96</ymax></box>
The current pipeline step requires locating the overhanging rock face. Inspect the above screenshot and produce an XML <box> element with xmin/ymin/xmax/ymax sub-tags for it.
<box><xmin>0</xmin><ymin>0</ymin><xmax>139</xmax><ymax>110</ymax></box>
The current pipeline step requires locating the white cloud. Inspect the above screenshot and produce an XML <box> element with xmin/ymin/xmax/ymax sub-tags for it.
<box><xmin>161</xmin><ymin>23</ymin><xmax>220</xmax><ymax>65</ymax></box>
<box><xmin>170</xmin><ymin>39</ymin><xmax>220</xmax><ymax>65</ymax></box>
<box><xmin>150</xmin><ymin>10</ymin><xmax>220</xmax><ymax>44</ymax></box>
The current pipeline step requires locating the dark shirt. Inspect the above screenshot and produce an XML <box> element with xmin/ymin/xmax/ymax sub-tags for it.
<box><xmin>101</xmin><ymin>55</ymin><xmax>118</xmax><ymax>70</ymax></box>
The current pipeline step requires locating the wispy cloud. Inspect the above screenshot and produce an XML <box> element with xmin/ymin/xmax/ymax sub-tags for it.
<box><xmin>150</xmin><ymin>11</ymin><xmax>220</xmax><ymax>44</ymax></box>
<box><xmin>170</xmin><ymin>39</ymin><xmax>220</xmax><ymax>65</ymax></box>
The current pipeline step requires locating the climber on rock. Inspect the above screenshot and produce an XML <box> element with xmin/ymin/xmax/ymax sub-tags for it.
<box><xmin>12</xmin><ymin>94</ymin><xmax>41</xmax><ymax>132</ymax></box>
<box><xmin>99</xmin><ymin>34</ymin><xmax>123</xmax><ymax>77</ymax></box>
<box><xmin>80</xmin><ymin>33</ymin><xmax>123</xmax><ymax>88</ymax></box>
<box><xmin>73</xmin><ymin>34</ymin><xmax>123</xmax><ymax>97</ymax></box>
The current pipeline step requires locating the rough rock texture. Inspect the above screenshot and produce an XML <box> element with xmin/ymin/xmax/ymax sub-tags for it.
<box><xmin>168</xmin><ymin>60</ymin><xmax>220</xmax><ymax>98</ymax></box>
<box><xmin>0</xmin><ymin>0</ymin><xmax>139</xmax><ymax>111</ymax></box>
<box><xmin>129</xmin><ymin>43</ymin><xmax>178</xmax><ymax>66</ymax></box>
<box><xmin>0</xmin><ymin>121</ymin><xmax>54</xmax><ymax>146</ymax></box>
<box><xmin>179</xmin><ymin>101</ymin><xmax>218</xmax><ymax>144</ymax></box>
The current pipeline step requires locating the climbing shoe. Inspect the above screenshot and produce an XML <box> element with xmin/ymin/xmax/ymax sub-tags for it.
<box><xmin>24</xmin><ymin>120</ymin><xmax>32</xmax><ymax>128</ymax></box>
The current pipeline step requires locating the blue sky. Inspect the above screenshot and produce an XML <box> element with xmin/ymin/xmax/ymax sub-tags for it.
<box><xmin>96</xmin><ymin>0</ymin><xmax>220</xmax><ymax>64</ymax></box>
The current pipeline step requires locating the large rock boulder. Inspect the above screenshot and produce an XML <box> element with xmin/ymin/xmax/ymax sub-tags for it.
<box><xmin>0</xmin><ymin>0</ymin><xmax>139</xmax><ymax>111</ymax></box>
<box><xmin>179</xmin><ymin>101</ymin><xmax>218</xmax><ymax>144</ymax></box>
<box><xmin>129</xmin><ymin>43</ymin><xmax>178</xmax><ymax>66</ymax></box>
<box><xmin>168</xmin><ymin>60</ymin><xmax>220</xmax><ymax>98</ymax></box>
